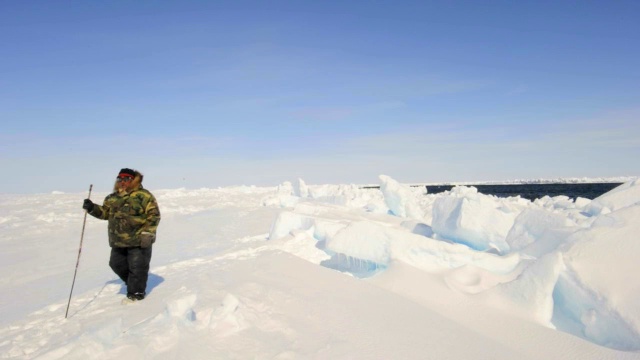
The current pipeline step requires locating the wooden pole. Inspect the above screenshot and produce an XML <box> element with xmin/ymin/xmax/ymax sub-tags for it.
<box><xmin>65</xmin><ymin>184</ymin><xmax>93</xmax><ymax>319</ymax></box>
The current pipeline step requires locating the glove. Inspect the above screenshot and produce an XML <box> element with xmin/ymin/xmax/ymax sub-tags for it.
<box><xmin>83</xmin><ymin>199</ymin><xmax>94</xmax><ymax>212</ymax></box>
<box><xmin>139</xmin><ymin>232</ymin><xmax>155</xmax><ymax>248</ymax></box>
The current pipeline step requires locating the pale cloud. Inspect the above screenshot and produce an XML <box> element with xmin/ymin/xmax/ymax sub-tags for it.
<box><xmin>0</xmin><ymin>134</ymin><xmax>239</xmax><ymax>158</ymax></box>
<box><xmin>310</xmin><ymin>107</ymin><xmax>640</xmax><ymax>182</ymax></box>
<box><xmin>543</xmin><ymin>108</ymin><xmax>640</xmax><ymax>148</ymax></box>
<box><xmin>338</xmin><ymin>107</ymin><xmax>640</xmax><ymax>155</ymax></box>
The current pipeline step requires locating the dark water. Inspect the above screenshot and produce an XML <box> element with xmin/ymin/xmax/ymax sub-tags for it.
<box><xmin>425</xmin><ymin>183</ymin><xmax>623</xmax><ymax>201</ymax></box>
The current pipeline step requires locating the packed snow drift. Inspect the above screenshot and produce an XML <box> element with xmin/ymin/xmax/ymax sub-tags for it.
<box><xmin>1</xmin><ymin>176</ymin><xmax>640</xmax><ymax>359</ymax></box>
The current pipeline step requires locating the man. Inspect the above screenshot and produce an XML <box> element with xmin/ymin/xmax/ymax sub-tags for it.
<box><xmin>83</xmin><ymin>168</ymin><xmax>161</xmax><ymax>302</ymax></box>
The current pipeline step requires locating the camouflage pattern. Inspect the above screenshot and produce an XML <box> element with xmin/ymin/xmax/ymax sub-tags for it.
<box><xmin>89</xmin><ymin>187</ymin><xmax>161</xmax><ymax>248</ymax></box>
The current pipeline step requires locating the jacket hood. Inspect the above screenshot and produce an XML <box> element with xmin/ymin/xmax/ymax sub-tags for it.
<box><xmin>113</xmin><ymin>169</ymin><xmax>144</xmax><ymax>193</ymax></box>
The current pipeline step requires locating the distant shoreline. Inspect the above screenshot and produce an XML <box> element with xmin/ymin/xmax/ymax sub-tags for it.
<box><xmin>361</xmin><ymin>176</ymin><xmax>638</xmax><ymax>188</ymax></box>
<box><xmin>434</xmin><ymin>176</ymin><xmax>636</xmax><ymax>186</ymax></box>
<box><xmin>361</xmin><ymin>180</ymin><xmax>633</xmax><ymax>200</ymax></box>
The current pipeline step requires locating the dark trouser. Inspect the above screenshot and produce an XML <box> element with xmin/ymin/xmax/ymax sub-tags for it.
<box><xmin>109</xmin><ymin>246</ymin><xmax>152</xmax><ymax>295</ymax></box>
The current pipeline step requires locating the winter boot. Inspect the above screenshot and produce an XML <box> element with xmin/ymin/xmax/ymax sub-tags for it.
<box><xmin>127</xmin><ymin>292</ymin><xmax>145</xmax><ymax>301</ymax></box>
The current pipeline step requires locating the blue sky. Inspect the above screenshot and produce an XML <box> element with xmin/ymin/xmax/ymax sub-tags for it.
<box><xmin>1</xmin><ymin>1</ymin><xmax>639</xmax><ymax>193</ymax></box>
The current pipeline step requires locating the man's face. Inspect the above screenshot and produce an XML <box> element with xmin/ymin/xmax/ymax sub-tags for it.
<box><xmin>116</xmin><ymin>175</ymin><xmax>134</xmax><ymax>191</ymax></box>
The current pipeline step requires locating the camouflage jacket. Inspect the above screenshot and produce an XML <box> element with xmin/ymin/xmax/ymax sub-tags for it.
<box><xmin>89</xmin><ymin>188</ymin><xmax>161</xmax><ymax>248</ymax></box>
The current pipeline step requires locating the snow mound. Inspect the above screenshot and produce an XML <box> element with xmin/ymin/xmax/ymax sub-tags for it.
<box><xmin>265</xmin><ymin>176</ymin><xmax>640</xmax><ymax>351</ymax></box>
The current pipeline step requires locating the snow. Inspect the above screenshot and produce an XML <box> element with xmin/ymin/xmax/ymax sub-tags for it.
<box><xmin>1</xmin><ymin>176</ymin><xmax>640</xmax><ymax>359</ymax></box>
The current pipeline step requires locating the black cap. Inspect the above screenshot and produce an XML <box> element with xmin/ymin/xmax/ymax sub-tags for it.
<box><xmin>118</xmin><ymin>168</ymin><xmax>136</xmax><ymax>178</ymax></box>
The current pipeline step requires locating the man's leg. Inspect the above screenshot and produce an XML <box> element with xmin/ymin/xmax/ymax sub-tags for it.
<box><xmin>109</xmin><ymin>247</ymin><xmax>129</xmax><ymax>284</ymax></box>
<box><xmin>126</xmin><ymin>246</ymin><xmax>153</xmax><ymax>298</ymax></box>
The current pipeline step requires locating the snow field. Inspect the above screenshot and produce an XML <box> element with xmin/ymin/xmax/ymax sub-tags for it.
<box><xmin>1</xmin><ymin>176</ymin><xmax>640</xmax><ymax>359</ymax></box>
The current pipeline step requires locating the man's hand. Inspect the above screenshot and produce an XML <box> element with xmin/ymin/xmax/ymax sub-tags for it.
<box><xmin>83</xmin><ymin>199</ymin><xmax>94</xmax><ymax>212</ymax></box>
<box><xmin>140</xmin><ymin>232</ymin><xmax>155</xmax><ymax>248</ymax></box>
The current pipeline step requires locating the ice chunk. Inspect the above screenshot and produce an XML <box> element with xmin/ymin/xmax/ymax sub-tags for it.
<box><xmin>561</xmin><ymin>204</ymin><xmax>640</xmax><ymax>347</ymax></box>
<box><xmin>379</xmin><ymin>175</ymin><xmax>425</xmax><ymax>220</ymax></box>
<box><xmin>505</xmin><ymin>208</ymin><xmax>577</xmax><ymax>257</ymax></box>
<box><xmin>585</xmin><ymin>178</ymin><xmax>640</xmax><ymax>215</ymax></box>
<box><xmin>321</xmin><ymin>253</ymin><xmax>386</xmax><ymax>278</ymax></box>
<box><xmin>164</xmin><ymin>291</ymin><xmax>197</xmax><ymax>322</ymax></box>
<box><xmin>209</xmin><ymin>293</ymin><xmax>248</xmax><ymax>336</ymax></box>
<box><xmin>293</xmin><ymin>178</ymin><xmax>309</xmax><ymax>197</ymax></box>
<box><xmin>431</xmin><ymin>190</ymin><xmax>518</xmax><ymax>253</ymax></box>
<box><xmin>325</xmin><ymin>221</ymin><xmax>391</xmax><ymax>265</ymax></box>
<box><xmin>324</xmin><ymin>219</ymin><xmax>523</xmax><ymax>274</ymax></box>
<box><xmin>484</xmin><ymin>252</ymin><xmax>565</xmax><ymax>327</ymax></box>
<box><xmin>268</xmin><ymin>211</ymin><xmax>315</xmax><ymax>240</ymax></box>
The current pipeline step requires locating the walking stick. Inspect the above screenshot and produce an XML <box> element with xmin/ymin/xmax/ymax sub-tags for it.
<box><xmin>65</xmin><ymin>184</ymin><xmax>93</xmax><ymax>319</ymax></box>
